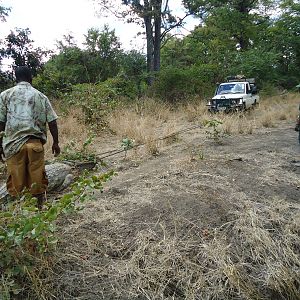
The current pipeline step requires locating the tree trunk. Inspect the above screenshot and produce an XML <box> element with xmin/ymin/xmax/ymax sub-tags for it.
<box><xmin>235</xmin><ymin>0</ymin><xmax>252</xmax><ymax>50</ymax></box>
<box><xmin>144</xmin><ymin>15</ymin><xmax>154</xmax><ymax>85</ymax></box>
<box><xmin>153</xmin><ymin>0</ymin><xmax>162</xmax><ymax>72</ymax></box>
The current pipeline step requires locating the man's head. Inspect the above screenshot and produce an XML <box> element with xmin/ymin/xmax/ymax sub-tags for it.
<box><xmin>15</xmin><ymin>66</ymin><xmax>32</xmax><ymax>84</ymax></box>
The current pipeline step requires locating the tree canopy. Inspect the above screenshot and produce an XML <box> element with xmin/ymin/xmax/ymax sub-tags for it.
<box><xmin>0</xmin><ymin>0</ymin><xmax>299</xmax><ymax>98</ymax></box>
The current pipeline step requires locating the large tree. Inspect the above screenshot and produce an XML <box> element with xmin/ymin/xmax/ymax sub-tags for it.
<box><xmin>266</xmin><ymin>0</ymin><xmax>300</xmax><ymax>86</ymax></box>
<box><xmin>183</xmin><ymin>0</ymin><xmax>277</xmax><ymax>50</ymax></box>
<box><xmin>94</xmin><ymin>0</ymin><xmax>190</xmax><ymax>84</ymax></box>
<box><xmin>34</xmin><ymin>25</ymin><xmax>124</xmax><ymax>96</ymax></box>
<box><xmin>4</xmin><ymin>28</ymin><xmax>50</xmax><ymax>76</ymax></box>
<box><xmin>84</xmin><ymin>25</ymin><xmax>122</xmax><ymax>81</ymax></box>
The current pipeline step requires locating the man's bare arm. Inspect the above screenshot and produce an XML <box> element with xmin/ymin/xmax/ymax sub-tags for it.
<box><xmin>48</xmin><ymin>120</ymin><xmax>60</xmax><ymax>156</ymax></box>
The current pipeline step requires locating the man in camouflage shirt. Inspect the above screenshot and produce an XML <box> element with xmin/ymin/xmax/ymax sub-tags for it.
<box><xmin>0</xmin><ymin>66</ymin><xmax>60</xmax><ymax>207</ymax></box>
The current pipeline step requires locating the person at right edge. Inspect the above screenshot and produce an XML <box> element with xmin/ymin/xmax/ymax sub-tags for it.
<box><xmin>0</xmin><ymin>66</ymin><xmax>60</xmax><ymax>208</ymax></box>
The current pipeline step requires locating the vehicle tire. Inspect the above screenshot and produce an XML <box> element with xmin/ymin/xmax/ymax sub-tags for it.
<box><xmin>252</xmin><ymin>99</ymin><xmax>257</xmax><ymax>109</ymax></box>
<box><xmin>242</xmin><ymin>102</ymin><xmax>246</xmax><ymax>111</ymax></box>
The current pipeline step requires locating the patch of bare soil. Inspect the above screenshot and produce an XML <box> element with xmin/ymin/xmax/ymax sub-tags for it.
<box><xmin>48</xmin><ymin>122</ymin><xmax>300</xmax><ymax>300</ymax></box>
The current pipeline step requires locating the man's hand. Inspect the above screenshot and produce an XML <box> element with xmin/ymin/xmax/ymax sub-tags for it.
<box><xmin>52</xmin><ymin>143</ymin><xmax>60</xmax><ymax>157</ymax></box>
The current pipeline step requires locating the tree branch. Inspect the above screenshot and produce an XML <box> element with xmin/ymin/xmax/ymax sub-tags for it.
<box><xmin>160</xmin><ymin>33</ymin><xmax>185</xmax><ymax>48</ymax></box>
<box><xmin>163</xmin><ymin>0</ymin><xmax>169</xmax><ymax>14</ymax></box>
<box><xmin>160</xmin><ymin>13</ymin><xmax>193</xmax><ymax>41</ymax></box>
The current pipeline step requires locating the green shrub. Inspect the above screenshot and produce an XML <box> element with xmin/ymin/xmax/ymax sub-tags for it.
<box><xmin>61</xmin><ymin>77</ymin><xmax>139</xmax><ymax>127</ymax></box>
<box><xmin>151</xmin><ymin>65</ymin><xmax>218</xmax><ymax>102</ymax></box>
<box><xmin>259</xmin><ymin>82</ymin><xmax>281</xmax><ymax>97</ymax></box>
<box><xmin>0</xmin><ymin>170</ymin><xmax>114</xmax><ymax>299</ymax></box>
<box><xmin>59</xmin><ymin>135</ymin><xmax>97</xmax><ymax>162</ymax></box>
<box><xmin>32</xmin><ymin>69</ymin><xmax>72</xmax><ymax>99</ymax></box>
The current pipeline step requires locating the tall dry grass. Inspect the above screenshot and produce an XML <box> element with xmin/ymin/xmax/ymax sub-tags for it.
<box><xmin>43</xmin><ymin>93</ymin><xmax>299</xmax><ymax>160</ymax></box>
<box><xmin>44</xmin><ymin>108</ymin><xmax>90</xmax><ymax>160</ymax></box>
<box><xmin>102</xmin><ymin>93</ymin><xmax>299</xmax><ymax>156</ymax></box>
<box><xmin>207</xmin><ymin>93</ymin><xmax>299</xmax><ymax>135</ymax></box>
<box><xmin>106</xmin><ymin>98</ymin><xmax>178</xmax><ymax>155</ymax></box>
<box><xmin>257</xmin><ymin>93</ymin><xmax>299</xmax><ymax>127</ymax></box>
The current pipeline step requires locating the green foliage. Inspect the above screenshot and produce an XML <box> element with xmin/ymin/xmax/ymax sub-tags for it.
<box><xmin>121</xmin><ymin>138</ymin><xmax>135</xmax><ymax>158</ymax></box>
<box><xmin>160</xmin><ymin>0</ymin><xmax>299</xmax><ymax>94</ymax></box>
<box><xmin>152</xmin><ymin>65</ymin><xmax>217</xmax><ymax>101</ymax></box>
<box><xmin>230</xmin><ymin>49</ymin><xmax>280</xmax><ymax>84</ymax></box>
<box><xmin>59</xmin><ymin>135</ymin><xmax>97</xmax><ymax>162</ymax></box>
<box><xmin>0</xmin><ymin>170</ymin><xmax>114</xmax><ymax>299</ymax></box>
<box><xmin>4</xmin><ymin>0</ymin><xmax>299</xmax><ymax>102</ymax></box>
<box><xmin>62</xmin><ymin>78</ymin><xmax>138</xmax><ymax>127</ymax></box>
<box><xmin>84</xmin><ymin>25</ymin><xmax>122</xmax><ymax>82</ymax></box>
<box><xmin>32</xmin><ymin>47</ymin><xmax>90</xmax><ymax>97</ymax></box>
<box><xmin>120</xmin><ymin>50</ymin><xmax>147</xmax><ymax>96</ymax></box>
<box><xmin>32</xmin><ymin>66</ymin><xmax>72</xmax><ymax>98</ymax></box>
<box><xmin>33</xmin><ymin>25</ymin><xmax>125</xmax><ymax>98</ymax></box>
<box><xmin>3</xmin><ymin>28</ymin><xmax>50</xmax><ymax>77</ymax></box>
<box><xmin>204</xmin><ymin>119</ymin><xmax>225</xmax><ymax>143</ymax></box>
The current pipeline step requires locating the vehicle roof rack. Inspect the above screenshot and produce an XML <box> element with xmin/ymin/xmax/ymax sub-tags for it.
<box><xmin>226</xmin><ymin>75</ymin><xmax>255</xmax><ymax>84</ymax></box>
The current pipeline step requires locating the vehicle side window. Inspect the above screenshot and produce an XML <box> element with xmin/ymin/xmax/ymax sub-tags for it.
<box><xmin>246</xmin><ymin>84</ymin><xmax>251</xmax><ymax>94</ymax></box>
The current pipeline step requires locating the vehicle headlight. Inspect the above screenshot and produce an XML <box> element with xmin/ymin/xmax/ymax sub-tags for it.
<box><xmin>238</xmin><ymin>99</ymin><xmax>243</xmax><ymax>104</ymax></box>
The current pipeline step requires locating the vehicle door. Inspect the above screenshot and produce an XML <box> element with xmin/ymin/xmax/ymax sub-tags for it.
<box><xmin>245</xmin><ymin>83</ymin><xmax>254</xmax><ymax>107</ymax></box>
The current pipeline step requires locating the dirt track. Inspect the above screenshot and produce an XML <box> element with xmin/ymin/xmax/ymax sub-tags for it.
<box><xmin>52</xmin><ymin>121</ymin><xmax>300</xmax><ymax>299</ymax></box>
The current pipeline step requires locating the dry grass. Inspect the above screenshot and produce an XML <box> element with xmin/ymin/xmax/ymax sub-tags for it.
<box><xmin>106</xmin><ymin>98</ymin><xmax>179</xmax><ymax>155</ymax></box>
<box><xmin>41</xmin><ymin>93</ymin><xmax>299</xmax><ymax>161</ymax></box>
<box><xmin>44</xmin><ymin>108</ymin><xmax>90</xmax><ymax>160</ymax></box>
<box><xmin>259</xmin><ymin>110</ymin><xmax>277</xmax><ymax>128</ymax></box>
<box><xmin>109</xmin><ymin>200</ymin><xmax>299</xmax><ymax>300</ymax></box>
<box><xmin>205</xmin><ymin>93</ymin><xmax>299</xmax><ymax>135</ymax></box>
<box><xmin>257</xmin><ymin>93</ymin><xmax>299</xmax><ymax>127</ymax></box>
<box><xmin>182</xmin><ymin>98</ymin><xmax>209</xmax><ymax>122</ymax></box>
<box><xmin>43</xmin><ymin>198</ymin><xmax>300</xmax><ymax>300</ymax></box>
<box><xmin>12</xmin><ymin>93</ymin><xmax>300</xmax><ymax>300</ymax></box>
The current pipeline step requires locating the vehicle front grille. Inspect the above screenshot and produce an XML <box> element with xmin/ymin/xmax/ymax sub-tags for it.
<box><xmin>215</xmin><ymin>99</ymin><xmax>234</xmax><ymax>107</ymax></box>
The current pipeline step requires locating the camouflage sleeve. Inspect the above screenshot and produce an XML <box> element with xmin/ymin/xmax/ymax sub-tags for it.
<box><xmin>0</xmin><ymin>92</ymin><xmax>7</xmax><ymax>123</ymax></box>
<box><xmin>45</xmin><ymin>97</ymin><xmax>58</xmax><ymax>123</ymax></box>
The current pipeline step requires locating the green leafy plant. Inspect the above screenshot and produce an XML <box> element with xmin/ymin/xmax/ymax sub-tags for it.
<box><xmin>61</xmin><ymin>78</ymin><xmax>138</xmax><ymax>128</ymax></box>
<box><xmin>204</xmin><ymin>119</ymin><xmax>224</xmax><ymax>143</ymax></box>
<box><xmin>121</xmin><ymin>138</ymin><xmax>135</xmax><ymax>159</ymax></box>
<box><xmin>0</xmin><ymin>170</ymin><xmax>114</xmax><ymax>299</ymax></box>
<box><xmin>190</xmin><ymin>148</ymin><xmax>204</xmax><ymax>161</ymax></box>
<box><xmin>59</xmin><ymin>135</ymin><xmax>96</xmax><ymax>162</ymax></box>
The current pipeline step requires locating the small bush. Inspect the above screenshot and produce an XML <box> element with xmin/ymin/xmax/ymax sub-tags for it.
<box><xmin>59</xmin><ymin>135</ymin><xmax>97</xmax><ymax>162</ymax></box>
<box><xmin>0</xmin><ymin>171</ymin><xmax>114</xmax><ymax>299</ymax></box>
<box><xmin>60</xmin><ymin>77</ymin><xmax>139</xmax><ymax>127</ymax></box>
<box><xmin>33</xmin><ymin>69</ymin><xmax>72</xmax><ymax>98</ymax></box>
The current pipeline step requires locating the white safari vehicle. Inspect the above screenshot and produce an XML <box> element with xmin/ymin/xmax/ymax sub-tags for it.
<box><xmin>207</xmin><ymin>76</ymin><xmax>259</xmax><ymax>113</ymax></box>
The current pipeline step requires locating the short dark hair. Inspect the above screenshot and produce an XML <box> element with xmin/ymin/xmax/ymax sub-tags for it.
<box><xmin>15</xmin><ymin>66</ymin><xmax>32</xmax><ymax>83</ymax></box>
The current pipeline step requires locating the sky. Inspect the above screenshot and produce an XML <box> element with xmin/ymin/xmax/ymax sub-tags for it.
<box><xmin>0</xmin><ymin>0</ymin><xmax>198</xmax><ymax>52</ymax></box>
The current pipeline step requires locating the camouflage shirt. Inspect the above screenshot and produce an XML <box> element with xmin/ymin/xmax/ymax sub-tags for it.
<box><xmin>0</xmin><ymin>82</ymin><xmax>58</xmax><ymax>159</ymax></box>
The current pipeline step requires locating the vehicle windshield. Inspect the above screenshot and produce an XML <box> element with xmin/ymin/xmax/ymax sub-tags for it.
<box><xmin>216</xmin><ymin>83</ymin><xmax>245</xmax><ymax>95</ymax></box>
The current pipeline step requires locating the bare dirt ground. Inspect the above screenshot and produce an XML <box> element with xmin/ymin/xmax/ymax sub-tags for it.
<box><xmin>49</xmin><ymin>120</ymin><xmax>300</xmax><ymax>299</ymax></box>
